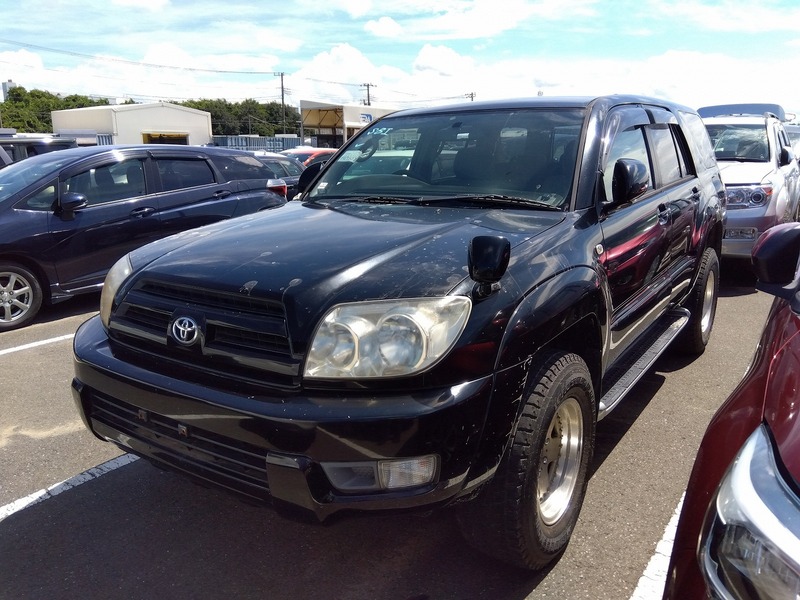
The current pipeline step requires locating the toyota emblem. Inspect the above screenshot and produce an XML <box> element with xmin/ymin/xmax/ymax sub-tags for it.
<box><xmin>172</xmin><ymin>316</ymin><xmax>200</xmax><ymax>346</ymax></box>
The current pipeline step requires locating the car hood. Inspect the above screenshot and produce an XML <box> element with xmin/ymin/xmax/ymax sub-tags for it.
<box><xmin>127</xmin><ymin>200</ymin><xmax>565</xmax><ymax>331</ymax></box>
<box><xmin>762</xmin><ymin>299</ymin><xmax>800</xmax><ymax>484</ymax></box>
<box><xmin>717</xmin><ymin>160</ymin><xmax>776</xmax><ymax>186</ymax></box>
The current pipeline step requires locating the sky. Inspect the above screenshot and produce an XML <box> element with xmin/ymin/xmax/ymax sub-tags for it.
<box><xmin>2</xmin><ymin>0</ymin><xmax>800</xmax><ymax>115</ymax></box>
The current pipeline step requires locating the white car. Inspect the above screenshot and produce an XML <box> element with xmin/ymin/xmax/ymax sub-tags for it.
<box><xmin>700</xmin><ymin>103</ymin><xmax>800</xmax><ymax>258</ymax></box>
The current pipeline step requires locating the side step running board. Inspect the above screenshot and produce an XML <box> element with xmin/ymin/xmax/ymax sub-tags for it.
<box><xmin>598</xmin><ymin>308</ymin><xmax>690</xmax><ymax>421</ymax></box>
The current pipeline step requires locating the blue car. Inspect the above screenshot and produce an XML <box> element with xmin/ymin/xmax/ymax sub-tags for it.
<box><xmin>0</xmin><ymin>144</ymin><xmax>287</xmax><ymax>331</ymax></box>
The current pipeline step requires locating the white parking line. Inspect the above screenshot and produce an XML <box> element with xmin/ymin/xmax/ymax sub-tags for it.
<box><xmin>0</xmin><ymin>334</ymin><xmax>75</xmax><ymax>357</ymax></box>
<box><xmin>629</xmin><ymin>494</ymin><xmax>684</xmax><ymax>599</ymax></box>
<box><xmin>0</xmin><ymin>454</ymin><xmax>138</xmax><ymax>523</ymax></box>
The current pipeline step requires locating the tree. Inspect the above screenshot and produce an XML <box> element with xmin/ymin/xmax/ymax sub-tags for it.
<box><xmin>0</xmin><ymin>87</ymin><xmax>108</xmax><ymax>132</ymax></box>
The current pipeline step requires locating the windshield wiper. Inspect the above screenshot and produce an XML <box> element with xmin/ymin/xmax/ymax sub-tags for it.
<box><xmin>409</xmin><ymin>194</ymin><xmax>562</xmax><ymax>210</ymax></box>
<box><xmin>313</xmin><ymin>194</ymin><xmax>420</xmax><ymax>205</ymax></box>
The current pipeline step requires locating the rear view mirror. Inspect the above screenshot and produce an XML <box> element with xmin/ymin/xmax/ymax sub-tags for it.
<box><xmin>752</xmin><ymin>223</ymin><xmax>800</xmax><ymax>307</ymax></box>
<box><xmin>611</xmin><ymin>158</ymin><xmax>650</xmax><ymax>204</ymax></box>
<box><xmin>296</xmin><ymin>162</ymin><xmax>324</xmax><ymax>196</ymax></box>
<box><xmin>59</xmin><ymin>191</ymin><xmax>88</xmax><ymax>220</ymax></box>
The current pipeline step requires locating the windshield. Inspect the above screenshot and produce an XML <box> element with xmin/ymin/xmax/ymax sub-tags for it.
<box><xmin>0</xmin><ymin>151</ymin><xmax>75</xmax><ymax>201</ymax></box>
<box><xmin>705</xmin><ymin>123</ymin><xmax>770</xmax><ymax>162</ymax></box>
<box><xmin>307</xmin><ymin>108</ymin><xmax>585</xmax><ymax>210</ymax></box>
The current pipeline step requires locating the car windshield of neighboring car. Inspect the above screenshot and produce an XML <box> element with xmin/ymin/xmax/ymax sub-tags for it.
<box><xmin>705</xmin><ymin>123</ymin><xmax>770</xmax><ymax>162</ymax></box>
<box><xmin>307</xmin><ymin>108</ymin><xmax>585</xmax><ymax>210</ymax></box>
<box><xmin>0</xmin><ymin>150</ymin><xmax>77</xmax><ymax>202</ymax></box>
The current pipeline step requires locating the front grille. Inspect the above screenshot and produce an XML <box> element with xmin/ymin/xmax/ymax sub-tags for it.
<box><xmin>108</xmin><ymin>278</ymin><xmax>300</xmax><ymax>387</ymax></box>
<box><xmin>90</xmin><ymin>390</ymin><xmax>270</xmax><ymax>499</ymax></box>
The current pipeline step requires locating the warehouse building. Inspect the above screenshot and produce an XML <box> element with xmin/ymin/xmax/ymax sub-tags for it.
<box><xmin>51</xmin><ymin>102</ymin><xmax>212</xmax><ymax>146</ymax></box>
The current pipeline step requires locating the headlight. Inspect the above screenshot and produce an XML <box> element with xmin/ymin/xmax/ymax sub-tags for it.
<box><xmin>699</xmin><ymin>424</ymin><xmax>800</xmax><ymax>599</ymax></box>
<box><xmin>99</xmin><ymin>254</ymin><xmax>133</xmax><ymax>328</ymax></box>
<box><xmin>726</xmin><ymin>185</ymin><xmax>773</xmax><ymax>207</ymax></box>
<box><xmin>304</xmin><ymin>296</ymin><xmax>471</xmax><ymax>378</ymax></box>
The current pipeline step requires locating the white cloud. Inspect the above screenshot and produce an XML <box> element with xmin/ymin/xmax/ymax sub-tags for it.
<box><xmin>111</xmin><ymin>0</ymin><xmax>170</xmax><ymax>10</ymax></box>
<box><xmin>364</xmin><ymin>17</ymin><xmax>404</xmax><ymax>38</ymax></box>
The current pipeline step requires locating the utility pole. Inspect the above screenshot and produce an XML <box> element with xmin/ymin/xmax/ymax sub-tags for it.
<box><xmin>273</xmin><ymin>72</ymin><xmax>286</xmax><ymax>133</ymax></box>
<box><xmin>361</xmin><ymin>83</ymin><xmax>375</xmax><ymax>106</ymax></box>
<box><xmin>465</xmin><ymin>92</ymin><xmax>476</xmax><ymax>101</ymax></box>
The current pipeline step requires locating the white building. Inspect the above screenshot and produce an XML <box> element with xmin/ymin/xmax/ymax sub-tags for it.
<box><xmin>51</xmin><ymin>102</ymin><xmax>212</xmax><ymax>146</ymax></box>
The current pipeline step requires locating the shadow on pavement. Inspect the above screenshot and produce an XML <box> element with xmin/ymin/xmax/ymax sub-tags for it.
<box><xmin>0</xmin><ymin>460</ymin><xmax>545</xmax><ymax>600</ymax></box>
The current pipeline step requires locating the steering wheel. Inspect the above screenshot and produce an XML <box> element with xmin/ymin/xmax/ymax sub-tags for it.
<box><xmin>355</xmin><ymin>138</ymin><xmax>379</xmax><ymax>162</ymax></box>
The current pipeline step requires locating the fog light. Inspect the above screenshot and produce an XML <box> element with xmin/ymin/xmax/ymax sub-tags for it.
<box><xmin>321</xmin><ymin>455</ymin><xmax>438</xmax><ymax>493</ymax></box>
<box><xmin>725</xmin><ymin>227</ymin><xmax>758</xmax><ymax>240</ymax></box>
<box><xmin>321</xmin><ymin>462</ymin><xmax>380</xmax><ymax>492</ymax></box>
<box><xmin>379</xmin><ymin>456</ymin><xmax>438</xmax><ymax>489</ymax></box>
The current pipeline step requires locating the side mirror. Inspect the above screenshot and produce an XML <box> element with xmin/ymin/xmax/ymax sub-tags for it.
<box><xmin>752</xmin><ymin>223</ymin><xmax>800</xmax><ymax>308</ymax></box>
<box><xmin>469</xmin><ymin>235</ymin><xmax>510</xmax><ymax>299</ymax></box>
<box><xmin>780</xmin><ymin>145</ymin><xmax>795</xmax><ymax>167</ymax></box>
<box><xmin>59</xmin><ymin>191</ymin><xmax>88</xmax><ymax>220</ymax></box>
<box><xmin>296</xmin><ymin>161</ymin><xmax>324</xmax><ymax>196</ymax></box>
<box><xmin>611</xmin><ymin>158</ymin><xmax>650</xmax><ymax>205</ymax></box>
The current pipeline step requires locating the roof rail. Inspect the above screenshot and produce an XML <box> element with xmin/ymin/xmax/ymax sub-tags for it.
<box><xmin>698</xmin><ymin>103</ymin><xmax>787</xmax><ymax>121</ymax></box>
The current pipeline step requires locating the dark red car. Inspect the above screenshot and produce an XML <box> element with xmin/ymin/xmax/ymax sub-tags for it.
<box><xmin>280</xmin><ymin>146</ymin><xmax>337</xmax><ymax>166</ymax></box>
<box><xmin>664</xmin><ymin>222</ymin><xmax>800</xmax><ymax>599</ymax></box>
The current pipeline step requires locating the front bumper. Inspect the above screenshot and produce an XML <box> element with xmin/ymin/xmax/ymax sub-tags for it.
<box><xmin>72</xmin><ymin>316</ymin><xmax>496</xmax><ymax>521</ymax></box>
<box><xmin>722</xmin><ymin>207</ymin><xmax>780</xmax><ymax>258</ymax></box>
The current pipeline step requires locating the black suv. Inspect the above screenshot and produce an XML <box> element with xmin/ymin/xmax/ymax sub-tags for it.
<box><xmin>0</xmin><ymin>144</ymin><xmax>287</xmax><ymax>330</ymax></box>
<box><xmin>72</xmin><ymin>96</ymin><xmax>725</xmax><ymax>570</ymax></box>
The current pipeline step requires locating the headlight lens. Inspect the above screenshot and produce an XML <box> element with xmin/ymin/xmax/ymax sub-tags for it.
<box><xmin>700</xmin><ymin>424</ymin><xmax>800</xmax><ymax>599</ymax></box>
<box><xmin>726</xmin><ymin>185</ymin><xmax>773</xmax><ymax>207</ymax></box>
<box><xmin>99</xmin><ymin>254</ymin><xmax>133</xmax><ymax>328</ymax></box>
<box><xmin>304</xmin><ymin>296</ymin><xmax>471</xmax><ymax>378</ymax></box>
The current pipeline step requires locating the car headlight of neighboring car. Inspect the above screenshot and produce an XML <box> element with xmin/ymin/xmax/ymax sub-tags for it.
<box><xmin>100</xmin><ymin>254</ymin><xmax>133</xmax><ymax>328</ymax></box>
<box><xmin>699</xmin><ymin>424</ymin><xmax>800</xmax><ymax>599</ymax></box>
<box><xmin>304</xmin><ymin>296</ymin><xmax>471</xmax><ymax>378</ymax></box>
<box><xmin>726</xmin><ymin>184</ymin><xmax>773</xmax><ymax>207</ymax></box>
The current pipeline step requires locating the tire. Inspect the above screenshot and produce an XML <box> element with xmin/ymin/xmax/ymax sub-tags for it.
<box><xmin>0</xmin><ymin>263</ymin><xmax>43</xmax><ymax>331</ymax></box>
<box><xmin>677</xmin><ymin>247</ymin><xmax>719</xmax><ymax>355</ymax></box>
<box><xmin>456</xmin><ymin>351</ymin><xmax>596</xmax><ymax>570</ymax></box>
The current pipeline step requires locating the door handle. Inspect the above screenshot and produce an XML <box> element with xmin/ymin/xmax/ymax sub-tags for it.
<box><xmin>213</xmin><ymin>190</ymin><xmax>232</xmax><ymax>199</ymax></box>
<box><xmin>130</xmin><ymin>206</ymin><xmax>156</xmax><ymax>218</ymax></box>
<box><xmin>657</xmin><ymin>204</ymin><xmax>670</xmax><ymax>225</ymax></box>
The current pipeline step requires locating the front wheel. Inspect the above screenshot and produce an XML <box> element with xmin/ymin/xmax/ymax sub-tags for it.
<box><xmin>456</xmin><ymin>350</ymin><xmax>596</xmax><ymax>570</ymax></box>
<box><xmin>0</xmin><ymin>263</ymin><xmax>43</xmax><ymax>331</ymax></box>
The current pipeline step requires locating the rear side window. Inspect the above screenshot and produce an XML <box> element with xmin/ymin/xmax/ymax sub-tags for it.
<box><xmin>679</xmin><ymin>112</ymin><xmax>716</xmax><ymax>170</ymax></box>
<box><xmin>156</xmin><ymin>158</ymin><xmax>215</xmax><ymax>191</ymax></box>
<box><xmin>649</xmin><ymin>126</ymin><xmax>692</xmax><ymax>187</ymax></box>
<box><xmin>210</xmin><ymin>154</ymin><xmax>274</xmax><ymax>182</ymax></box>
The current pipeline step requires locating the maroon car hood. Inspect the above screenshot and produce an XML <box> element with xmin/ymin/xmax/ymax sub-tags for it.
<box><xmin>763</xmin><ymin>298</ymin><xmax>800</xmax><ymax>484</ymax></box>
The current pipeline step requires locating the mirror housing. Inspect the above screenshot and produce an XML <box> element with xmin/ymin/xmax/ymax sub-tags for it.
<box><xmin>469</xmin><ymin>235</ymin><xmax>510</xmax><ymax>298</ymax></box>
<box><xmin>296</xmin><ymin>161</ymin><xmax>324</xmax><ymax>197</ymax></box>
<box><xmin>59</xmin><ymin>192</ymin><xmax>88</xmax><ymax>220</ymax></box>
<box><xmin>752</xmin><ymin>222</ymin><xmax>800</xmax><ymax>309</ymax></box>
<box><xmin>780</xmin><ymin>145</ymin><xmax>795</xmax><ymax>167</ymax></box>
<box><xmin>611</xmin><ymin>158</ymin><xmax>650</xmax><ymax>205</ymax></box>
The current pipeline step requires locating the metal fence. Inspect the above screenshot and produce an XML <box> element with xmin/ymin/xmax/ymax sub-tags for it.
<box><xmin>210</xmin><ymin>136</ymin><xmax>307</xmax><ymax>152</ymax></box>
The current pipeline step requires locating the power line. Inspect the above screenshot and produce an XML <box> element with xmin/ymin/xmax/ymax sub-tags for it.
<box><xmin>0</xmin><ymin>38</ymin><xmax>278</xmax><ymax>75</ymax></box>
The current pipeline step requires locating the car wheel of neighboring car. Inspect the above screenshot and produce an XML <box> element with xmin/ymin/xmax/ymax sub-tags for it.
<box><xmin>0</xmin><ymin>263</ymin><xmax>43</xmax><ymax>331</ymax></box>
<box><xmin>456</xmin><ymin>350</ymin><xmax>596</xmax><ymax>570</ymax></box>
<box><xmin>677</xmin><ymin>247</ymin><xmax>719</xmax><ymax>354</ymax></box>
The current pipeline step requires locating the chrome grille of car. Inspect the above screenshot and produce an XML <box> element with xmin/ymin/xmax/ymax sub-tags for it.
<box><xmin>107</xmin><ymin>278</ymin><xmax>300</xmax><ymax>385</ymax></box>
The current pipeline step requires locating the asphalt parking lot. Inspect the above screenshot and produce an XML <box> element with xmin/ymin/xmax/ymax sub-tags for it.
<box><xmin>0</xmin><ymin>264</ymin><xmax>773</xmax><ymax>600</ymax></box>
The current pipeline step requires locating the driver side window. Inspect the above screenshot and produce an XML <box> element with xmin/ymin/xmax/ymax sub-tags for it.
<box><xmin>603</xmin><ymin>127</ymin><xmax>650</xmax><ymax>203</ymax></box>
